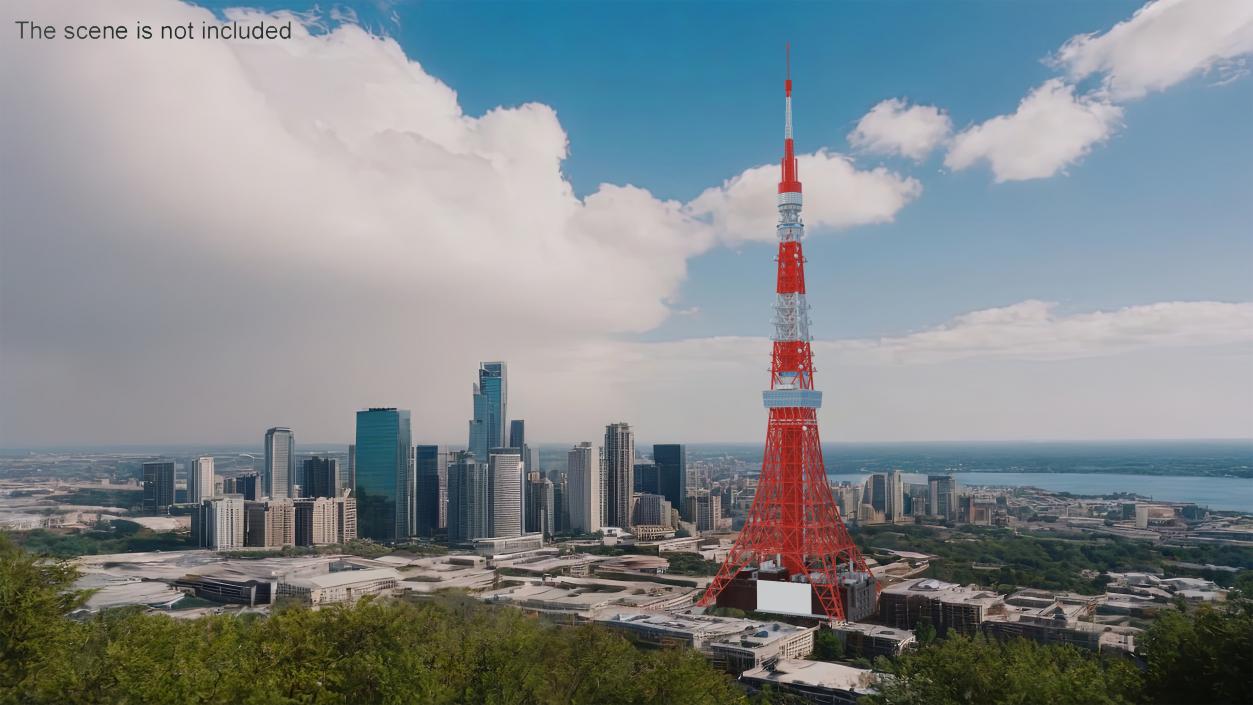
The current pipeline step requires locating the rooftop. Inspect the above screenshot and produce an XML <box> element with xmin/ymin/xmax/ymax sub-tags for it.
<box><xmin>742</xmin><ymin>659</ymin><xmax>876</xmax><ymax>693</ymax></box>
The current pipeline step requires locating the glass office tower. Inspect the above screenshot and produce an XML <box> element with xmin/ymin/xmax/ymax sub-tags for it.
<box><xmin>468</xmin><ymin>362</ymin><xmax>507</xmax><ymax>460</ymax></box>
<box><xmin>653</xmin><ymin>444</ymin><xmax>687</xmax><ymax>512</ymax></box>
<box><xmin>414</xmin><ymin>445</ymin><xmax>445</xmax><ymax>537</ymax></box>
<box><xmin>264</xmin><ymin>427</ymin><xmax>295</xmax><ymax>499</ymax></box>
<box><xmin>354</xmin><ymin>408</ymin><xmax>412</xmax><ymax>542</ymax></box>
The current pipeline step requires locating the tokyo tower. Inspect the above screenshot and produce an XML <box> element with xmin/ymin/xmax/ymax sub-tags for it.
<box><xmin>699</xmin><ymin>49</ymin><xmax>876</xmax><ymax>622</ymax></box>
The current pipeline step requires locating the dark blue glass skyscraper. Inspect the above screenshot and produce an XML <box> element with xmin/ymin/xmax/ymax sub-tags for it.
<box><xmin>355</xmin><ymin>408</ymin><xmax>412</xmax><ymax>542</ymax></box>
<box><xmin>468</xmin><ymin>362</ymin><xmax>507</xmax><ymax>460</ymax></box>
<box><xmin>653</xmin><ymin>444</ymin><xmax>687</xmax><ymax>511</ymax></box>
<box><xmin>414</xmin><ymin>445</ymin><xmax>444</xmax><ymax>537</ymax></box>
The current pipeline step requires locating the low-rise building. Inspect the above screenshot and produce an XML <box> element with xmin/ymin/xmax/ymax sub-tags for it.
<box><xmin>593</xmin><ymin>608</ymin><xmax>815</xmax><ymax>674</ymax></box>
<box><xmin>276</xmin><ymin>567</ymin><xmax>399</xmax><ymax>606</ymax></box>
<box><xmin>740</xmin><ymin>659</ymin><xmax>876</xmax><ymax>705</ymax></box>
<box><xmin>879</xmin><ymin>578</ymin><xmax>1004</xmax><ymax>636</ymax></box>
<box><xmin>830</xmin><ymin>622</ymin><xmax>916</xmax><ymax>658</ymax></box>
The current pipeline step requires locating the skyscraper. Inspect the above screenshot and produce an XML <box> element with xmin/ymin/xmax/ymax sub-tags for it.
<box><xmin>189</xmin><ymin>456</ymin><xmax>215</xmax><ymax>504</ymax></box>
<box><xmin>294</xmin><ymin>497</ymin><xmax>338</xmax><ymax>546</ymax></box>
<box><xmin>346</xmin><ymin>444</ymin><xmax>356</xmax><ymax>492</ymax></box>
<box><xmin>631</xmin><ymin>493</ymin><xmax>672</xmax><ymax>528</ymax></box>
<box><xmin>414</xmin><ymin>445</ymin><xmax>445</xmax><ymax>537</ymax></box>
<box><xmin>468</xmin><ymin>362</ymin><xmax>507</xmax><ymax>460</ymax></box>
<box><xmin>447</xmin><ymin>451</ymin><xmax>490</xmax><ymax>541</ymax></box>
<box><xmin>928</xmin><ymin>475</ymin><xmax>958</xmax><ymax>520</ymax></box>
<box><xmin>566</xmin><ymin>442</ymin><xmax>601</xmax><ymax>533</ymax></box>
<box><xmin>302</xmin><ymin>456</ymin><xmax>339</xmax><ymax>499</ymax></box>
<box><xmin>354</xmin><ymin>408</ymin><xmax>413</xmax><ymax>542</ymax></box>
<box><xmin>653</xmin><ymin>444</ymin><xmax>687</xmax><ymax>512</ymax></box>
<box><xmin>870</xmin><ymin>473</ymin><xmax>887</xmax><ymax>515</ymax></box>
<box><xmin>223</xmin><ymin>473</ymin><xmax>260</xmax><ymax>501</ymax></box>
<box><xmin>336</xmin><ymin>492</ymin><xmax>358</xmax><ymax>543</ymax></box>
<box><xmin>634</xmin><ymin>462</ymin><xmax>658</xmax><ymax>495</ymax></box>
<box><xmin>552</xmin><ymin>473</ymin><xmax>568</xmax><ymax>533</ymax></box>
<box><xmin>191</xmin><ymin>496</ymin><xmax>245</xmax><ymax>550</ymax></box>
<box><xmin>142</xmin><ymin>461</ymin><xmax>175</xmax><ymax>511</ymax></box>
<box><xmin>888</xmin><ymin>470</ymin><xmax>905</xmax><ymax>522</ymax></box>
<box><xmin>509</xmin><ymin>419</ymin><xmax>526</xmax><ymax>451</ymax></box>
<box><xmin>602</xmin><ymin>423</ymin><xmax>635</xmax><ymax>528</ymax></box>
<box><xmin>488</xmin><ymin>448</ymin><xmax>523</xmax><ymax>539</ymax></box>
<box><xmin>244</xmin><ymin>499</ymin><xmax>295</xmax><ymax>547</ymax></box>
<box><xmin>527</xmin><ymin>472</ymin><xmax>555</xmax><ymax>537</ymax></box>
<box><xmin>264</xmin><ymin>427</ymin><xmax>295</xmax><ymax>499</ymax></box>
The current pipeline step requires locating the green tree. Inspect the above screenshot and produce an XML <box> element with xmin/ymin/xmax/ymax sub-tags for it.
<box><xmin>862</xmin><ymin>634</ymin><xmax>1142</xmax><ymax>705</ymax></box>
<box><xmin>913</xmin><ymin>616</ymin><xmax>937</xmax><ymax>645</ymax></box>
<box><xmin>812</xmin><ymin>628</ymin><xmax>845</xmax><ymax>661</ymax></box>
<box><xmin>1137</xmin><ymin>601</ymin><xmax>1253</xmax><ymax>705</ymax></box>
<box><xmin>0</xmin><ymin>533</ymin><xmax>88</xmax><ymax>700</ymax></box>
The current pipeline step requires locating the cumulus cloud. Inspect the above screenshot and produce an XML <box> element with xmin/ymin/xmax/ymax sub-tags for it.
<box><xmin>944</xmin><ymin>80</ymin><xmax>1123</xmax><ymax>182</ymax></box>
<box><xmin>933</xmin><ymin>0</ymin><xmax>1253</xmax><ymax>182</ymax></box>
<box><xmin>1053</xmin><ymin>0</ymin><xmax>1253</xmax><ymax>101</ymax></box>
<box><xmin>0</xmin><ymin>0</ymin><xmax>916</xmax><ymax>445</ymax></box>
<box><xmin>848</xmin><ymin>99</ymin><xmax>952</xmax><ymax>161</ymax></box>
<box><xmin>687</xmin><ymin>151</ymin><xmax>922</xmax><ymax>244</ymax></box>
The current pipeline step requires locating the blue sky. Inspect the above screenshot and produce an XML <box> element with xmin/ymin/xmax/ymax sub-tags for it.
<box><xmin>215</xmin><ymin>0</ymin><xmax>1253</xmax><ymax>341</ymax></box>
<box><xmin>3</xmin><ymin>0</ymin><xmax>1251</xmax><ymax>444</ymax></box>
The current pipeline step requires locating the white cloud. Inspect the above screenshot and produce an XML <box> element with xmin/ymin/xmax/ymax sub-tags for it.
<box><xmin>829</xmin><ymin>300</ymin><xmax>1253</xmax><ymax>364</ymax></box>
<box><xmin>1053</xmin><ymin>0</ymin><xmax>1253</xmax><ymax>101</ymax></box>
<box><xmin>687</xmin><ymin>150</ymin><xmax>922</xmax><ymax>244</ymax></box>
<box><xmin>944</xmin><ymin>79</ymin><xmax>1123</xmax><ymax>182</ymax></box>
<box><xmin>0</xmin><ymin>0</ymin><xmax>916</xmax><ymax>445</ymax></box>
<box><xmin>848</xmin><ymin>98</ymin><xmax>952</xmax><ymax>161</ymax></box>
<box><xmin>586</xmin><ymin>301</ymin><xmax>1253</xmax><ymax>441</ymax></box>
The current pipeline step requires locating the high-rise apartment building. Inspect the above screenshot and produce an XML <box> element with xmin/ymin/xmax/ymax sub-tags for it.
<box><xmin>302</xmin><ymin>456</ymin><xmax>339</xmax><ymax>499</ymax></box>
<box><xmin>336</xmin><ymin>492</ymin><xmax>358</xmax><ymax>543</ymax></box>
<box><xmin>551</xmin><ymin>473</ymin><xmax>568</xmax><ymax>534</ymax></box>
<box><xmin>468</xmin><ymin>362</ymin><xmax>507</xmax><ymax>460</ymax></box>
<box><xmin>188</xmin><ymin>457</ymin><xmax>215</xmax><ymax>504</ymax></box>
<box><xmin>693</xmin><ymin>491</ymin><xmax>722</xmax><ymax>533</ymax></box>
<box><xmin>354</xmin><ymin>408</ymin><xmax>413</xmax><ymax>542</ymax></box>
<box><xmin>294</xmin><ymin>497</ymin><xmax>338</xmax><ymax>546</ymax></box>
<box><xmin>885</xmin><ymin>470</ymin><xmax>905</xmax><ymax>523</ymax></box>
<box><xmin>928</xmin><ymin>475</ymin><xmax>958</xmax><ymax>520</ymax></box>
<box><xmin>488</xmin><ymin>448</ymin><xmax>522</xmax><ymax>539</ymax></box>
<box><xmin>653</xmin><ymin>444</ymin><xmax>687</xmax><ymax>512</ymax></box>
<box><xmin>142</xmin><ymin>461</ymin><xmax>175</xmax><ymax>512</ymax></box>
<box><xmin>346</xmin><ymin>444</ymin><xmax>356</xmax><ymax>493</ymax></box>
<box><xmin>414</xmin><ymin>445</ymin><xmax>445</xmax><ymax>538</ymax></box>
<box><xmin>447</xmin><ymin>451</ymin><xmax>490</xmax><ymax>541</ymax></box>
<box><xmin>631</xmin><ymin>493</ymin><xmax>672</xmax><ymax>528</ymax></box>
<box><xmin>602</xmin><ymin>423</ymin><xmax>635</xmax><ymax>528</ymax></box>
<box><xmin>566</xmin><ymin>442</ymin><xmax>601</xmax><ymax>533</ymax></box>
<box><xmin>223</xmin><ymin>473</ymin><xmax>260</xmax><ymax>501</ymax></box>
<box><xmin>191</xmin><ymin>496</ymin><xmax>245</xmax><ymax>549</ymax></box>
<box><xmin>526</xmin><ymin>472</ymin><xmax>555</xmax><ymax>536</ymax></box>
<box><xmin>264</xmin><ymin>427</ymin><xmax>295</xmax><ymax>499</ymax></box>
<box><xmin>245</xmin><ymin>499</ymin><xmax>295</xmax><ymax>547</ymax></box>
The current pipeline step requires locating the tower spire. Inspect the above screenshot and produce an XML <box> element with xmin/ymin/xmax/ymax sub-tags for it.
<box><xmin>780</xmin><ymin>44</ymin><xmax>801</xmax><ymax>194</ymax></box>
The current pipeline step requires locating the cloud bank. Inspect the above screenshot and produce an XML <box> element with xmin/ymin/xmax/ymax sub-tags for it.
<box><xmin>0</xmin><ymin>0</ymin><xmax>918</xmax><ymax>445</ymax></box>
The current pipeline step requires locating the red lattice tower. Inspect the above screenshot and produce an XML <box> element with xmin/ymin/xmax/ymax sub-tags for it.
<box><xmin>699</xmin><ymin>48</ymin><xmax>876</xmax><ymax>621</ymax></box>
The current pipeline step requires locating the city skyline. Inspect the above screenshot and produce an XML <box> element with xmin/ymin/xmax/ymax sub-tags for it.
<box><xmin>2</xmin><ymin>0</ymin><xmax>1252</xmax><ymax>446</ymax></box>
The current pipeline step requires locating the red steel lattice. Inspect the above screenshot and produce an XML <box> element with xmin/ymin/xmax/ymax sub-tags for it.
<box><xmin>699</xmin><ymin>49</ymin><xmax>876</xmax><ymax>622</ymax></box>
